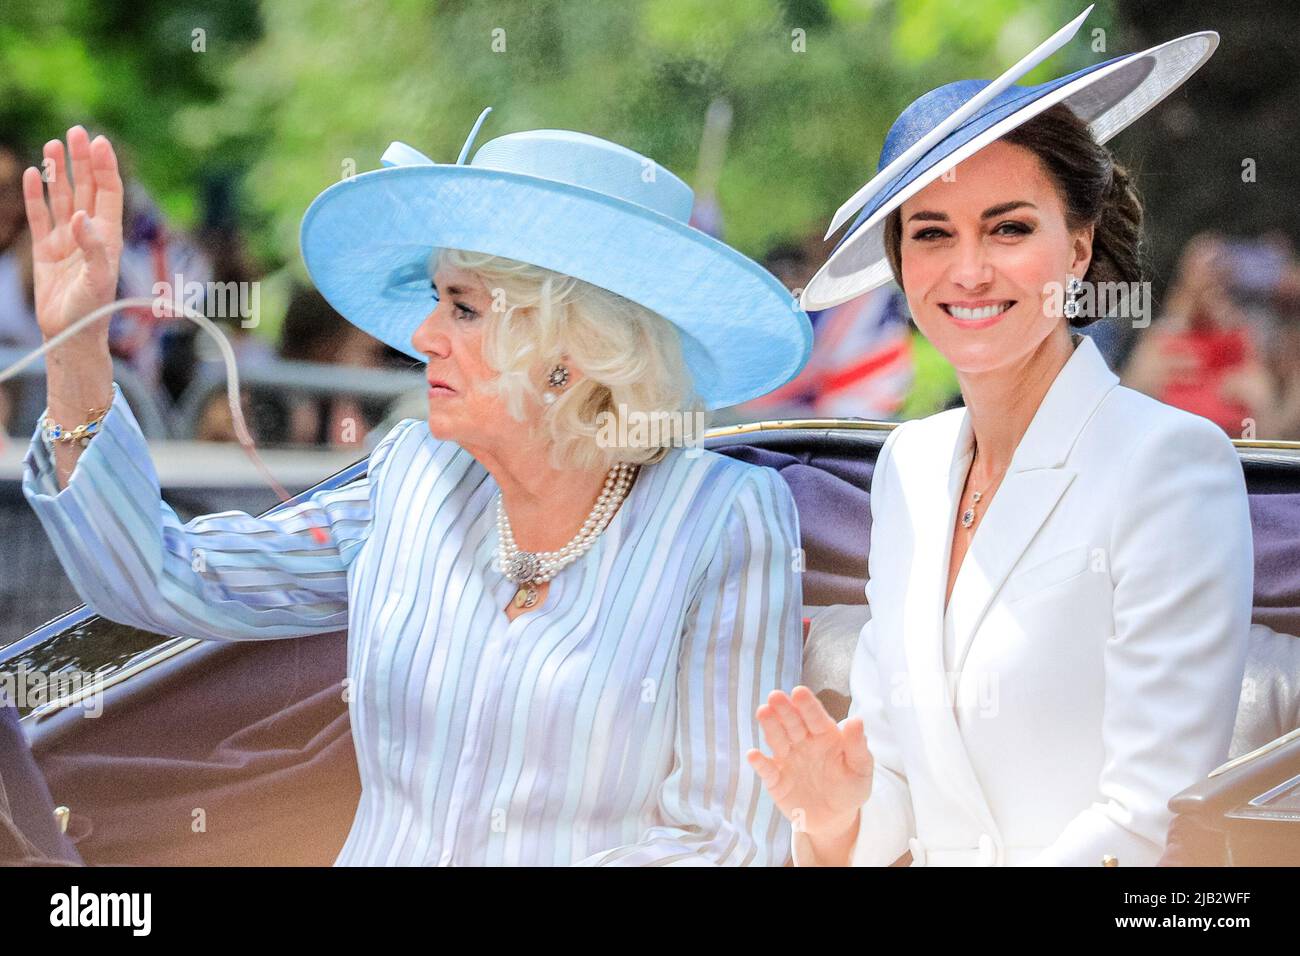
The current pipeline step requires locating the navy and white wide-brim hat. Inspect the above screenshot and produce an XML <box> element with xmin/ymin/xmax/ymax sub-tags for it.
<box><xmin>801</xmin><ymin>4</ymin><xmax>1218</xmax><ymax>311</ymax></box>
<box><xmin>300</xmin><ymin>111</ymin><xmax>813</xmax><ymax>410</ymax></box>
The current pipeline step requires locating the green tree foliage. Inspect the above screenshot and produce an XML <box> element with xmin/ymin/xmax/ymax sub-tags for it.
<box><xmin>4</xmin><ymin>0</ymin><xmax>1092</xmax><ymax>271</ymax></box>
<box><xmin>0</xmin><ymin>0</ymin><xmax>262</xmax><ymax>226</ymax></box>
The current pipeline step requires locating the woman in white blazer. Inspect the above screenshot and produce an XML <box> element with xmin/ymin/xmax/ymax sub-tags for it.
<box><xmin>748</xmin><ymin>15</ymin><xmax>1254</xmax><ymax>866</ymax></box>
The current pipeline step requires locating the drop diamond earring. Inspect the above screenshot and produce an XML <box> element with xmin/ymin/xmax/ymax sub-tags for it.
<box><xmin>1064</xmin><ymin>275</ymin><xmax>1084</xmax><ymax>320</ymax></box>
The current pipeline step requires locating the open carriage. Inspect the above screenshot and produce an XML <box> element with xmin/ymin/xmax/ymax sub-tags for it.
<box><xmin>2</xmin><ymin>418</ymin><xmax>1298</xmax><ymax>865</ymax></box>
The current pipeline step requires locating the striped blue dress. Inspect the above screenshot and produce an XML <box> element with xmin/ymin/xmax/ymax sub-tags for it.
<box><xmin>22</xmin><ymin>382</ymin><xmax>804</xmax><ymax>866</ymax></box>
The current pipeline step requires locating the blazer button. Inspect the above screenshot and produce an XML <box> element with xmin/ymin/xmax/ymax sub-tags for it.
<box><xmin>978</xmin><ymin>833</ymin><xmax>996</xmax><ymax>866</ymax></box>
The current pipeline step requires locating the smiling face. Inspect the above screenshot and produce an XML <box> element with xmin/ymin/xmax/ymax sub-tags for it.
<box><xmin>897</xmin><ymin>139</ymin><xmax>1093</xmax><ymax>375</ymax></box>
<box><xmin>410</xmin><ymin>262</ymin><xmax>545</xmax><ymax>452</ymax></box>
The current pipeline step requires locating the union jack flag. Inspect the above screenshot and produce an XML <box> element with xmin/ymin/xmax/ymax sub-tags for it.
<box><xmin>739</xmin><ymin>286</ymin><xmax>914</xmax><ymax>421</ymax></box>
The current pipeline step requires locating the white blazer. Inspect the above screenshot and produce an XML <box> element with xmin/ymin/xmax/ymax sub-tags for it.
<box><xmin>795</xmin><ymin>333</ymin><xmax>1254</xmax><ymax>867</ymax></box>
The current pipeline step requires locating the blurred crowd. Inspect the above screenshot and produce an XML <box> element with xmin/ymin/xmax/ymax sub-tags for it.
<box><xmin>3</xmin><ymin>133</ymin><xmax>1300</xmax><ymax>446</ymax></box>
<box><xmin>0</xmin><ymin>135</ymin><xmax>416</xmax><ymax>450</ymax></box>
<box><xmin>1120</xmin><ymin>232</ymin><xmax>1300</xmax><ymax>441</ymax></box>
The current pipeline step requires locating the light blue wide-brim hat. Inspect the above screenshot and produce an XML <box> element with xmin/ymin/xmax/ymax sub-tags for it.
<box><xmin>801</xmin><ymin>4</ymin><xmax>1218</xmax><ymax>311</ymax></box>
<box><xmin>299</xmin><ymin>111</ymin><xmax>813</xmax><ymax>410</ymax></box>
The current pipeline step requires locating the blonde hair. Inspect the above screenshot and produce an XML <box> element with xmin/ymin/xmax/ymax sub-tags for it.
<box><xmin>436</xmin><ymin>247</ymin><xmax>710</xmax><ymax>471</ymax></box>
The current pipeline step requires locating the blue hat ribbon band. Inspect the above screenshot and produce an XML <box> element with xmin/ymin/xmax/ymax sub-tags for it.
<box><xmin>380</xmin><ymin>142</ymin><xmax>436</xmax><ymax>168</ymax></box>
<box><xmin>379</xmin><ymin>107</ymin><xmax>494</xmax><ymax>170</ymax></box>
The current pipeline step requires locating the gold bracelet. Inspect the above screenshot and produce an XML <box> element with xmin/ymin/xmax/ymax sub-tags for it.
<box><xmin>41</xmin><ymin>403</ymin><xmax>111</xmax><ymax>448</ymax></box>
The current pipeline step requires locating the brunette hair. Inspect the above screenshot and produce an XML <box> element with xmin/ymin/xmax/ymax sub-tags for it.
<box><xmin>883</xmin><ymin>102</ymin><xmax>1144</xmax><ymax>327</ymax></box>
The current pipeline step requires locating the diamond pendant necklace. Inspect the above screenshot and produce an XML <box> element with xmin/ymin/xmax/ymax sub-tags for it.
<box><xmin>960</xmin><ymin>447</ymin><xmax>990</xmax><ymax>530</ymax></box>
<box><xmin>495</xmin><ymin>461</ymin><xmax>638</xmax><ymax>609</ymax></box>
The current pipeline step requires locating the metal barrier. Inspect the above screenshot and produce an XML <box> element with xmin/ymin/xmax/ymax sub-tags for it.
<box><xmin>170</xmin><ymin>358</ymin><xmax>426</xmax><ymax>442</ymax></box>
<box><xmin>0</xmin><ymin>346</ymin><xmax>171</xmax><ymax>440</ymax></box>
<box><xmin>3</xmin><ymin>348</ymin><xmax>426</xmax><ymax>444</ymax></box>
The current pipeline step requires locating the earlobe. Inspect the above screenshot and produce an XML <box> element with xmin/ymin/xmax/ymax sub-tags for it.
<box><xmin>1073</xmin><ymin>223</ymin><xmax>1095</xmax><ymax>276</ymax></box>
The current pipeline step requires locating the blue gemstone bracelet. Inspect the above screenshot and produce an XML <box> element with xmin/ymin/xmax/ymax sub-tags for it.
<box><xmin>40</xmin><ymin>404</ymin><xmax>110</xmax><ymax>449</ymax></box>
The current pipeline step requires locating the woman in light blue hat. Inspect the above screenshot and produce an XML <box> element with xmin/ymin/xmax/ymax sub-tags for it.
<box><xmin>20</xmin><ymin>115</ymin><xmax>812</xmax><ymax>865</ymax></box>
<box><xmin>751</xmin><ymin>6</ymin><xmax>1254</xmax><ymax>867</ymax></box>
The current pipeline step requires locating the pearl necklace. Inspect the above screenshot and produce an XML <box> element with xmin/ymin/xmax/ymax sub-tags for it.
<box><xmin>496</xmin><ymin>461</ymin><xmax>638</xmax><ymax>609</ymax></box>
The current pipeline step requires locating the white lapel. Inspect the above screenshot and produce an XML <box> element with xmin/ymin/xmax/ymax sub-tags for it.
<box><xmin>898</xmin><ymin>333</ymin><xmax>1119</xmax><ymax>840</ymax></box>
<box><xmin>897</xmin><ymin>406</ymin><xmax>998</xmax><ymax>837</ymax></box>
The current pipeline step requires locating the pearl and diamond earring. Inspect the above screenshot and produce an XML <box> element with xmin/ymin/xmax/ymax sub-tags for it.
<box><xmin>542</xmin><ymin>364</ymin><xmax>569</xmax><ymax>405</ymax></box>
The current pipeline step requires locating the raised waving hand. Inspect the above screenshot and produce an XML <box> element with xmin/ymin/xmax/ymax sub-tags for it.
<box><xmin>748</xmin><ymin>685</ymin><xmax>873</xmax><ymax>865</ymax></box>
<box><xmin>20</xmin><ymin>126</ymin><xmax>122</xmax><ymax>487</ymax></box>
<box><xmin>22</xmin><ymin>126</ymin><xmax>124</xmax><ymax>341</ymax></box>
